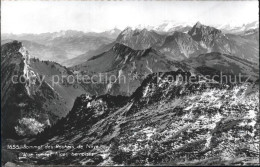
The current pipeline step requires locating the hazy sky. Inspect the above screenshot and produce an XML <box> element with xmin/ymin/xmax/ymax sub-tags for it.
<box><xmin>1</xmin><ymin>0</ymin><xmax>259</xmax><ymax>34</ymax></box>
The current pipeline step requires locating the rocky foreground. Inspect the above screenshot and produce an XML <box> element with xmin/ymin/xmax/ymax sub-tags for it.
<box><xmin>3</xmin><ymin>71</ymin><xmax>259</xmax><ymax>166</ymax></box>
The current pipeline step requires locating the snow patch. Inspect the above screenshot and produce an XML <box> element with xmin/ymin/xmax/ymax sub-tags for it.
<box><xmin>106</xmin><ymin>82</ymin><xmax>113</xmax><ymax>92</ymax></box>
<box><xmin>143</xmin><ymin>85</ymin><xmax>150</xmax><ymax>97</ymax></box>
<box><xmin>146</xmin><ymin>60</ymin><xmax>153</xmax><ymax>73</ymax></box>
<box><xmin>246</xmin><ymin>110</ymin><xmax>256</xmax><ymax>119</ymax></box>
<box><xmin>15</xmin><ymin>118</ymin><xmax>45</xmax><ymax>136</ymax></box>
<box><xmin>19</xmin><ymin>47</ymin><xmax>32</xmax><ymax>95</ymax></box>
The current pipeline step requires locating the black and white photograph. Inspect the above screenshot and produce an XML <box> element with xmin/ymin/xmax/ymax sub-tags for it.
<box><xmin>1</xmin><ymin>0</ymin><xmax>259</xmax><ymax>166</ymax></box>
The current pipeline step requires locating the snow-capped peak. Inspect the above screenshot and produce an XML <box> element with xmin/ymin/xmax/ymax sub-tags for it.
<box><xmin>215</xmin><ymin>20</ymin><xmax>259</xmax><ymax>34</ymax></box>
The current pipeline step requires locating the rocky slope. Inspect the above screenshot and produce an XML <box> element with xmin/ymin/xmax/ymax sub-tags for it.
<box><xmin>10</xmin><ymin>69</ymin><xmax>259</xmax><ymax>166</ymax></box>
<box><xmin>1</xmin><ymin>41</ymin><xmax>62</xmax><ymax>137</ymax></box>
<box><xmin>188</xmin><ymin>22</ymin><xmax>231</xmax><ymax>53</ymax></box>
<box><xmin>1</xmin><ymin>41</ymin><xmax>111</xmax><ymax>137</ymax></box>
<box><xmin>159</xmin><ymin>31</ymin><xmax>205</xmax><ymax>60</ymax></box>
<box><xmin>188</xmin><ymin>22</ymin><xmax>259</xmax><ymax>62</ymax></box>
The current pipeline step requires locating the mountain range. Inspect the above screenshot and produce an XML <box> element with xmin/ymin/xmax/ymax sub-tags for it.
<box><xmin>62</xmin><ymin>21</ymin><xmax>259</xmax><ymax>68</ymax></box>
<box><xmin>1</xmin><ymin>30</ymin><xmax>119</xmax><ymax>64</ymax></box>
<box><xmin>2</xmin><ymin>26</ymin><xmax>258</xmax><ymax>138</ymax></box>
<box><xmin>2</xmin><ymin>20</ymin><xmax>258</xmax><ymax>66</ymax></box>
<box><xmin>131</xmin><ymin>20</ymin><xmax>258</xmax><ymax>35</ymax></box>
<box><xmin>1</xmin><ymin>20</ymin><xmax>259</xmax><ymax>166</ymax></box>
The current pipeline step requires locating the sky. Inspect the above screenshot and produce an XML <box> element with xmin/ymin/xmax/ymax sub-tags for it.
<box><xmin>1</xmin><ymin>0</ymin><xmax>259</xmax><ymax>34</ymax></box>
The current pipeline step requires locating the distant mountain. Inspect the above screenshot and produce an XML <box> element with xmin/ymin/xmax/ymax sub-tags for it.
<box><xmin>21</xmin><ymin>69</ymin><xmax>259</xmax><ymax>165</ymax></box>
<box><xmin>132</xmin><ymin>20</ymin><xmax>192</xmax><ymax>34</ymax></box>
<box><xmin>133</xmin><ymin>20</ymin><xmax>259</xmax><ymax>35</ymax></box>
<box><xmin>188</xmin><ymin>22</ymin><xmax>259</xmax><ymax>62</ymax></box>
<box><xmin>116</xmin><ymin>27</ymin><xmax>166</xmax><ymax>50</ymax></box>
<box><xmin>159</xmin><ymin>31</ymin><xmax>205</xmax><ymax>60</ymax></box>
<box><xmin>72</xmin><ymin>43</ymin><xmax>186</xmax><ymax>96</ymax></box>
<box><xmin>224</xmin><ymin>32</ymin><xmax>259</xmax><ymax>62</ymax></box>
<box><xmin>1</xmin><ymin>30</ymin><xmax>116</xmax><ymax>62</ymax></box>
<box><xmin>1</xmin><ymin>39</ymin><xmax>68</xmax><ymax>64</ymax></box>
<box><xmin>2</xmin><ymin>29</ymin><xmax>121</xmax><ymax>42</ymax></box>
<box><xmin>71</xmin><ymin>31</ymin><xmax>259</xmax><ymax>95</ymax></box>
<box><xmin>61</xmin><ymin>42</ymin><xmax>116</xmax><ymax>67</ymax></box>
<box><xmin>114</xmin><ymin>22</ymin><xmax>258</xmax><ymax>63</ymax></box>
<box><xmin>46</xmin><ymin>34</ymin><xmax>113</xmax><ymax>58</ymax></box>
<box><xmin>73</xmin><ymin>28</ymin><xmax>121</xmax><ymax>39</ymax></box>
<box><xmin>153</xmin><ymin>21</ymin><xmax>192</xmax><ymax>34</ymax></box>
<box><xmin>188</xmin><ymin>22</ymin><xmax>228</xmax><ymax>51</ymax></box>
<box><xmin>98</xmin><ymin>28</ymin><xmax>122</xmax><ymax>39</ymax></box>
<box><xmin>63</xmin><ymin>28</ymin><xmax>166</xmax><ymax>67</ymax></box>
<box><xmin>218</xmin><ymin>21</ymin><xmax>259</xmax><ymax>34</ymax></box>
<box><xmin>243</xmin><ymin>28</ymin><xmax>259</xmax><ymax>41</ymax></box>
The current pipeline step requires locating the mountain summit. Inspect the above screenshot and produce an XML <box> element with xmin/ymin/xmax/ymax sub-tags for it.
<box><xmin>194</xmin><ymin>21</ymin><xmax>203</xmax><ymax>28</ymax></box>
<box><xmin>116</xmin><ymin>27</ymin><xmax>165</xmax><ymax>50</ymax></box>
<box><xmin>188</xmin><ymin>22</ymin><xmax>222</xmax><ymax>42</ymax></box>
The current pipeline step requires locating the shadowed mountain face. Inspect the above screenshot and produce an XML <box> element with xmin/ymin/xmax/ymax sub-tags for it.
<box><xmin>1</xmin><ymin>41</ymin><xmax>89</xmax><ymax>137</ymax></box>
<box><xmin>1</xmin><ymin>41</ymin><xmax>59</xmax><ymax>137</ymax></box>
<box><xmin>17</xmin><ymin>69</ymin><xmax>259</xmax><ymax>166</ymax></box>
<box><xmin>1</xmin><ymin>41</ymin><xmax>115</xmax><ymax>137</ymax></box>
